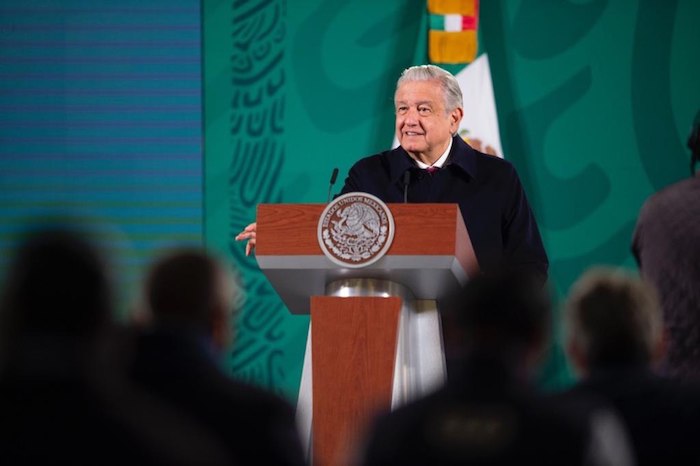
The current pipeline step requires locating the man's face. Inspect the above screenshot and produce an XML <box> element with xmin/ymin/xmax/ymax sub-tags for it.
<box><xmin>395</xmin><ymin>80</ymin><xmax>463</xmax><ymax>164</ymax></box>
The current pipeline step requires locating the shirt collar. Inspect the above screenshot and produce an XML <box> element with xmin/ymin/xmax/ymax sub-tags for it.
<box><xmin>413</xmin><ymin>138</ymin><xmax>452</xmax><ymax>169</ymax></box>
<box><xmin>389</xmin><ymin>136</ymin><xmax>477</xmax><ymax>183</ymax></box>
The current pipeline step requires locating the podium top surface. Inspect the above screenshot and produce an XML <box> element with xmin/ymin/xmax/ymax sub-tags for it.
<box><xmin>255</xmin><ymin>203</ymin><xmax>479</xmax><ymax>314</ymax></box>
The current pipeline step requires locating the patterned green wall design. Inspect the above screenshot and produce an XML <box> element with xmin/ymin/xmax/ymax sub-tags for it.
<box><xmin>483</xmin><ymin>0</ymin><xmax>700</xmax><ymax>388</ymax></box>
<box><xmin>204</xmin><ymin>0</ymin><xmax>299</xmax><ymax>398</ymax></box>
<box><xmin>482</xmin><ymin>0</ymin><xmax>699</xmax><ymax>289</ymax></box>
<box><xmin>204</xmin><ymin>0</ymin><xmax>700</xmax><ymax>399</ymax></box>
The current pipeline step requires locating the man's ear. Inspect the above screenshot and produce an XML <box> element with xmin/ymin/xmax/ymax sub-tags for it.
<box><xmin>650</xmin><ymin>326</ymin><xmax>668</xmax><ymax>369</ymax></box>
<box><xmin>566</xmin><ymin>338</ymin><xmax>589</xmax><ymax>378</ymax></box>
<box><xmin>209</xmin><ymin>304</ymin><xmax>232</xmax><ymax>353</ymax></box>
<box><xmin>450</xmin><ymin>107</ymin><xmax>464</xmax><ymax>132</ymax></box>
<box><xmin>128</xmin><ymin>303</ymin><xmax>152</xmax><ymax>330</ymax></box>
<box><xmin>523</xmin><ymin>330</ymin><xmax>548</xmax><ymax>370</ymax></box>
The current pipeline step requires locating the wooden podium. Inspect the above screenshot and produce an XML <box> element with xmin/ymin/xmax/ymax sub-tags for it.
<box><xmin>255</xmin><ymin>203</ymin><xmax>478</xmax><ymax>466</ymax></box>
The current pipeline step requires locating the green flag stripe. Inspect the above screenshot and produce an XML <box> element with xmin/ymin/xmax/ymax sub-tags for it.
<box><xmin>429</xmin><ymin>14</ymin><xmax>445</xmax><ymax>31</ymax></box>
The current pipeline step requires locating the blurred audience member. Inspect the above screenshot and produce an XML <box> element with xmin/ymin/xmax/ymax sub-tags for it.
<box><xmin>631</xmin><ymin>112</ymin><xmax>700</xmax><ymax>380</ymax></box>
<box><xmin>0</xmin><ymin>225</ymin><xmax>228</xmax><ymax>465</ymax></box>
<box><xmin>359</xmin><ymin>271</ymin><xmax>631</xmax><ymax>466</ymax></box>
<box><xmin>129</xmin><ymin>247</ymin><xmax>306</xmax><ymax>466</ymax></box>
<box><xmin>565</xmin><ymin>267</ymin><xmax>700</xmax><ymax>466</ymax></box>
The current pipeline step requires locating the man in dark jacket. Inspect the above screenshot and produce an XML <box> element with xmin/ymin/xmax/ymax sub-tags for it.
<box><xmin>631</xmin><ymin>113</ymin><xmax>700</xmax><ymax>380</ymax></box>
<box><xmin>359</xmin><ymin>271</ymin><xmax>630</xmax><ymax>466</ymax></box>
<box><xmin>236</xmin><ymin>65</ymin><xmax>548</xmax><ymax>284</ymax></box>
<box><xmin>129</xmin><ymin>248</ymin><xmax>306</xmax><ymax>466</ymax></box>
<box><xmin>0</xmin><ymin>226</ymin><xmax>228</xmax><ymax>465</ymax></box>
<box><xmin>565</xmin><ymin>267</ymin><xmax>700</xmax><ymax>466</ymax></box>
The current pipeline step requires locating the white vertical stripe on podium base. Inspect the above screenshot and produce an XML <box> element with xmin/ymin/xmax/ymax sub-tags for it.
<box><xmin>296</xmin><ymin>325</ymin><xmax>313</xmax><ymax>461</ymax></box>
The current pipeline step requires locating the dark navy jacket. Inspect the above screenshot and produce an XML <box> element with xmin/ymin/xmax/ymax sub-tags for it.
<box><xmin>565</xmin><ymin>367</ymin><xmax>700</xmax><ymax>466</ymax></box>
<box><xmin>339</xmin><ymin>136</ymin><xmax>548</xmax><ymax>282</ymax></box>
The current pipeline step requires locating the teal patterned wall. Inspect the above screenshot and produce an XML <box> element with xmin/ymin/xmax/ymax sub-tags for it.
<box><xmin>203</xmin><ymin>0</ymin><xmax>700</xmax><ymax>399</ymax></box>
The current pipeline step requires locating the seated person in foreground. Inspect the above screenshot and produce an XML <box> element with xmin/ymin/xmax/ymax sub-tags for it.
<box><xmin>564</xmin><ymin>267</ymin><xmax>700</xmax><ymax>466</ymax></box>
<box><xmin>128</xmin><ymin>247</ymin><xmax>306</xmax><ymax>466</ymax></box>
<box><xmin>358</xmin><ymin>270</ymin><xmax>631</xmax><ymax>466</ymax></box>
<box><xmin>0</xmin><ymin>226</ymin><xmax>228</xmax><ymax>465</ymax></box>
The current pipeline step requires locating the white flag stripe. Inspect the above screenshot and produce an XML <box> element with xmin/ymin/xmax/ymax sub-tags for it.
<box><xmin>455</xmin><ymin>54</ymin><xmax>504</xmax><ymax>158</ymax></box>
<box><xmin>444</xmin><ymin>14</ymin><xmax>463</xmax><ymax>32</ymax></box>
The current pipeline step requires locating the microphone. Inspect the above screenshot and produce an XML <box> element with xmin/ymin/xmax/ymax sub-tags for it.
<box><xmin>688</xmin><ymin>115</ymin><xmax>700</xmax><ymax>175</ymax></box>
<box><xmin>327</xmin><ymin>168</ymin><xmax>339</xmax><ymax>203</ymax></box>
<box><xmin>403</xmin><ymin>170</ymin><xmax>411</xmax><ymax>203</ymax></box>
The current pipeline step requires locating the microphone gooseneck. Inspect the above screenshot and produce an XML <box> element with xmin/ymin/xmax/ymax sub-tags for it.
<box><xmin>327</xmin><ymin>168</ymin><xmax>339</xmax><ymax>203</ymax></box>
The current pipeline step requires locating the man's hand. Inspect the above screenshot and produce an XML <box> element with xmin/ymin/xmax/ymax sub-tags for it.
<box><xmin>234</xmin><ymin>222</ymin><xmax>257</xmax><ymax>256</ymax></box>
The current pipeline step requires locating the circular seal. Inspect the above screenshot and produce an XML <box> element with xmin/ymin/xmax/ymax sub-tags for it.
<box><xmin>317</xmin><ymin>192</ymin><xmax>395</xmax><ymax>268</ymax></box>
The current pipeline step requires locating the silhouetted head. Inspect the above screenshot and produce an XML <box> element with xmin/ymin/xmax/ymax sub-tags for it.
<box><xmin>144</xmin><ymin>248</ymin><xmax>239</xmax><ymax>351</ymax></box>
<box><xmin>442</xmin><ymin>270</ymin><xmax>551</xmax><ymax>369</ymax></box>
<box><xmin>1</xmin><ymin>227</ymin><xmax>112</xmax><ymax>338</ymax></box>
<box><xmin>565</xmin><ymin>267</ymin><xmax>663</xmax><ymax>374</ymax></box>
<box><xmin>0</xmin><ymin>226</ymin><xmax>113</xmax><ymax>371</ymax></box>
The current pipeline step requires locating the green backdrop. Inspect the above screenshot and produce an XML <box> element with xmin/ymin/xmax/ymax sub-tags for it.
<box><xmin>203</xmin><ymin>0</ymin><xmax>700</xmax><ymax>401</ymax></box>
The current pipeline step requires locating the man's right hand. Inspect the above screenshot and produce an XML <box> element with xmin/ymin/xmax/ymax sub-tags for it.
<box><xmin>234</xmin><ymin>222</ymin><xmax>257</xmax><ymax>256</ymax></box>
